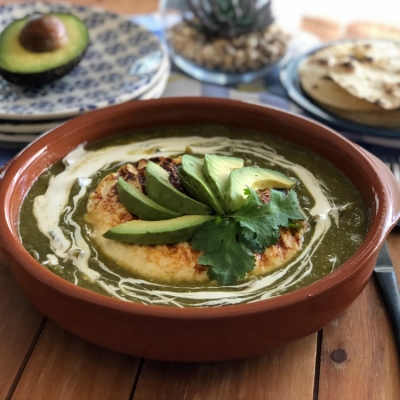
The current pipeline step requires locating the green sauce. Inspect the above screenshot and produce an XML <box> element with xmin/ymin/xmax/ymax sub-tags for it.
<box><xmin>19</xmin><ymin>125</ymin><xmax>369</xmax><ymax>307</ymax></box>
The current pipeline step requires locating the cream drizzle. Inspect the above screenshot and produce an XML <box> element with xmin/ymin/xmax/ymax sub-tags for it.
<box><xmin>33</xmin><ymin>136</ymin><xmax>336</xmax><ymax>307</ymax></box>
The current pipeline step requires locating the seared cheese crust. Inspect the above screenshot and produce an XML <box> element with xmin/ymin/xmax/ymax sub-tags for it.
<box><xmin>85</xmin><ymin>158</ymin><xmax>305</xmax><ymax>284</ymax></box>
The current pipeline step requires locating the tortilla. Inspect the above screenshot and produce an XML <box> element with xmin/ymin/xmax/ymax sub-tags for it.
<box><xmin>298</xmin><ymin>40</ymin><xmax>400</xmax><ymax>128</ymax></box>
<box><xmin>323</xmin><ymin>104</ymin><xmax>400</xmax><ymax>129</ymax></box>
<box><xmin>298</xmin><ymin>44</ymin><xmax>383</xmax><ymax>112</ymax></box>
<box><xmin>329</xmin><ymin>50</ymin><xmax>400</xmax><ymax>110</ymax></box>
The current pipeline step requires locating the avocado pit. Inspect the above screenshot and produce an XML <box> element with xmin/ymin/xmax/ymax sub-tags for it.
<box><xmin>19</xmin><ymin>14</ymin><xmax>68</xmax><ymax>53</ymax></box>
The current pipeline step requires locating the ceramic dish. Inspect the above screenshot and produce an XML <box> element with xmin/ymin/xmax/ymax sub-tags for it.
<box><xmin>0</xmin><ymin>2</ymin><xmax>168</xmax><ymax>120</ymax></box>
<box><xmin>0</xmin><ymin>98</ymin><xmax>399</xmax><ymax>362</ymax></box>
<box><xmin>279</xmin><ymin>44</ymin><xmax>400</xmax><ymax>139</ymax></box>
<box><xmin>0</xmin><ymin>67</ymin><xmax>170</xmax><ymax>149</ymax></box>
<box><xmin>0</xmin><ymin>59</ymin><xmax>170</xmax><ymax>135</ymax></box>
<box><xmin>0</xmin><ymin>118</ymin><xmax>69</xmax><ymax>134</ymax></box>
<box><xmin>0</xmin><ymin>132</ymin><xmax>38</xmax><ymax>149</ymax></box>
<box><xmin>137</xmin><ymin>63</ymin><xmax>169</xmax><ymax>100</ymax></box>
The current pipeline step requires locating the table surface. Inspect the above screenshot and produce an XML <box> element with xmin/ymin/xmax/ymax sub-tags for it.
<box><xmin>1</xmin><ymin>1</ymin><xmax>400</xmax><ymax>399</ymax></box>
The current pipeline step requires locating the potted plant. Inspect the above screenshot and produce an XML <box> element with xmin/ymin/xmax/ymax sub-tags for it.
<box><xmin>162</xmin><ymin>0</ymin><xmax>290</xmax><ymax>85</ymax></box>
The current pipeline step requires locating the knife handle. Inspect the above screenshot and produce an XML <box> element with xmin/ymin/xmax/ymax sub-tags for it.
<box><xmin>375</xmin><ymin>270</ymin><xmax>400</xmax><ymax>356</ymax></box>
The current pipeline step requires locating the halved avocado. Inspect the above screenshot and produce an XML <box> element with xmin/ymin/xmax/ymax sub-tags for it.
<box><xmin>0</xmin><ymin>13</ymin><xmax>89</xmax><ymax>86</ymax></box>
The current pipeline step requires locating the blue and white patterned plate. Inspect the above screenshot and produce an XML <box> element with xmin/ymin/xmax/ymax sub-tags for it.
<box><xmin>0</xmin><ymin>57</ymin><xmax>170</xmax><ymax>133</ymax></box>
<box><xmin>0</xmin><ymin>65</ymin><xmax>170</xmax><ymax>149</ymax></box>
<box><xmin>0</xmin><ymin>2</ymin><xmax>169</xmax><ymax>120</ymax></box>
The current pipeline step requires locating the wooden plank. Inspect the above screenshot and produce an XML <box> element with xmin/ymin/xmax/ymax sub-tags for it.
<box><xmin>0</xmin><ymin>253</ymin><xmax>44</xmax><ymax>400</ymax></box>
<box><xmin>134</xmin><ymin>334</ymin><xmax>317</xmax><ymax>400</ymax></box>
<box><xmin>318</xmin><ymin>231</ymin><xmax>400</xmax><ymax>400</ymax></box>
<box><xmin>387</xmin><ymin>227</ymin><xmax>400</xmax><ymax>276</ymax></box>
<box><xmin>0</xmin><ymin>0</ymin><xmax>160</xmax><ymax>15</ymax></box>
<box><xmin>12</xmin><ymin>321</ymin><xmax>141</xmax><ymax>400</ymax></box>
<box><xmin>88</xmin><ymin>0</ymin><xmax>159</xmax><ymax>15</ymax></box>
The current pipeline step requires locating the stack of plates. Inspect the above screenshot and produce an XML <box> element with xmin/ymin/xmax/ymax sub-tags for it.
<box><xmin>0</xmin><ymin>2</ymin><xmax>170</xmax><ymax>149</ymax></box>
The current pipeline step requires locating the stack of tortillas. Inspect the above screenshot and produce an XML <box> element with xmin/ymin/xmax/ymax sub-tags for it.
<box><xmin>299</xmin><ymin>40</ymin><xmax>400</xmax><ymax>129</ymax></box>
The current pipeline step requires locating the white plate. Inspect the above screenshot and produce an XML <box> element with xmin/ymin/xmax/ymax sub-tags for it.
<box><xmin>0</xmin><ymin>132</ymin><xmax>38</xmax><ymax>149</ymax></box>
<box><xmin>0</xmin><ymin>2</ymin><xmax>168</xmax><ymax>120</ymax></box>
<box><xmin>0</xmin><ymin>63</ymin><xmax>170</xmax><ymax>149</ymax></box>
<box><xmin>138</xmin><ymin>62</ymin><xmax>169</xmax><ymax>101</ymax></box>
<box><xmin>0</xmin><ymin>118</ymin><xmax>69</xmax><ymax>134</ymax></box>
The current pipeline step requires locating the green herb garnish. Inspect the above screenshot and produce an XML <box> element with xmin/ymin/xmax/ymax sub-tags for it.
<box><xmin>191</xmin><ymin>187</ymin><xmax>303</xmax><ymax>285</ymax></box>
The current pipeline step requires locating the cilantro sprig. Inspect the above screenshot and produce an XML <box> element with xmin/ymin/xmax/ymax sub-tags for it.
<box><xmin>191</xmin><ymin>187</ymin><xmax>303</xmax><ymax>285</ymax></box>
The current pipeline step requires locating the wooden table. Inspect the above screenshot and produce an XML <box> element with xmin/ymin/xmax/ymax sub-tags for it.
<box><xmin>1</xmin><ymin>1</ymin><xmax>400</xmax><ymax>399</ymax></box>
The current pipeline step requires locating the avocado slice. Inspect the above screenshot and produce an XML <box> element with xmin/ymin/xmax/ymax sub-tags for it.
<box><xmin>0</xmin><ymin>13</ymin><xmax>89</xmax><ymax>86</ymax></box>
<box><xmin>103</xmin><ymin>215</ymin><xmax>214</xmax><ymax>245</ymax></box>
<box><xmin>145</xmin><ymin>161</ymin><xmax>212</xmax><ymax>215</ymax></box>
<box><xmin>179</xmin><ymin>155</ymin><xmax>225</xmax><ymax>214</ymax></box>
<box><xmin>117</xmin><ymin>177</ymin><xmax>182</xmax><ymax>221</ymax></box>
<box><xmin>225</xmin><ymin>166</ymin><xmax>297</xmax><ymax>213</ymax></box>
<box><xmin>202</xmin><ymin>155</ymin><xmax>244</xmax><ymax>208</ymax></box>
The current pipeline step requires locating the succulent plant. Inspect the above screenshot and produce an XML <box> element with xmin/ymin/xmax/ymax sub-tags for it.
<box><xmin>187</xmin><ymin>0</ymin><xmax>274</xmax><ymax>39</ymax></box>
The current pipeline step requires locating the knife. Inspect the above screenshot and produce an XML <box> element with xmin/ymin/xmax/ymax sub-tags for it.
<box><xmin>374</xmin><ymin>241</ymin><xmax>400</xmax><ymax>356</ymax></box>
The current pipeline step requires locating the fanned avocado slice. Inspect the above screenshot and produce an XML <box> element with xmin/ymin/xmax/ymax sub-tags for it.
<box><xmin>145</xmin><ymin>161</ymin><xmax>212</xmax><ymax>215</ymax></box>
<box><xmin>0</xmin><ymin>13</ymin><xmax>89</xmax><ymax>86</ymax></box>
<box><xmin>103</xmin><ymin>215</ymin><xmax>214</xmax><ymax>245</ymax></box>
<box><xmin>178</xmin><ymin>155</ymin><xmax>225</xmax><ymax>214</ymax></box>
<box><xmin>225</xmin><ymin>166</ymin><xmax>297</xmax><ymax>213</ymax></box>
<box><xmin>117</xmin><ymin>177</ymin><xmax>182</xmax><ymax>221</ymax></box>
<box><xmin>202</xmin><ymin>154</ymin><xmax>244</xmax><ymax>208</ymax></box>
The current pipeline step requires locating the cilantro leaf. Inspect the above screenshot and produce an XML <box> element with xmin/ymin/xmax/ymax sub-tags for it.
<box><xmin>191</xmin><ymin>217</ymin><xmax>230</xmax><ymax>253</ymax></box>
<box><xmin>233</xmin><ymin>187</ymin><xmax>303</xmax><ymax>222</ymax></box>
<box><xmin>190</xmin><ymin>187</ymin><xmax>304</xmax><ymax>285</ymax></box>
<box><xmin>192</xmin><ymin>218</ymin><xmax>255</xmax><ymax>285</ymax></box>
<box><xmin>265</xmin><ymin>189</ymin><xmax>304</xmax><ymax>225</ymax></box>
<box><xmin>238</xmin><ymin>222</ymin><xmax>280</xmax><ymax>250</ymax></box>
<box><xmin>232</xmin><ymin>188</ymin><xmax>303</xmax><ymax>250</ymax></box>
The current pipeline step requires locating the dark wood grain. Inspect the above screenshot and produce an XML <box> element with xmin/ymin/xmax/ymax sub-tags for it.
<box><xmin>0</xmin><ymin>253</ymin><xmax>44</xmax><ymax>400</ymax></box>
<box><xmin>318</xmin><ymin>231</ymin><xmax>400</xmax><ymax>400</ymax></box>
<box><xmin>134</xmin><ymin>334</ymin><xmax>318</xmax><ymax>400</ymax></box>
<box><xmin>12</xmin><ymin>321</ymin><xmax>141</xmax><ymax>400</ymax></box>
<box><xmin>318</xmin><ymin>280</ymin><xmax>400</xmax><ymax>400</ymax></box>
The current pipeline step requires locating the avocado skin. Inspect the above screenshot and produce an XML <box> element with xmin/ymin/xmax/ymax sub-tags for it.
<box><xmin>0</xmin><ymin>51</ymin><xmax>86</xmax><ymax>86</ymax></box>
<box><xmin>146</xmin><ymin>161</ymin><xmax>212</xmax><ymax>215</ymax></box>
<box><xmin>0</xmin><ymin>13</ymin><xmax>89</xmax><ymax>86</ymax></box>
<box><xmin>117</xmin><ymin>177</ymin><xmax>182</xmax><ymax>221</ymax></box>
<box><xmin>103</xmin><ymin>215</ymin><xmax>214</xmax><ymax>245</ymax></box>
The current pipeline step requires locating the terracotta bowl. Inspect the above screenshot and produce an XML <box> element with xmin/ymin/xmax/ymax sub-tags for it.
<box><xmin>0</xmin><ymin>98</ymin><xmax>399</xmax><ymax>362</ymax></box>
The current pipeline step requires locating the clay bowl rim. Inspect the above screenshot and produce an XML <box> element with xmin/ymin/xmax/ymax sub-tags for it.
<box><xmin>0</xmin><ymin>97</ymin><xmax>396</xmax><ymax>321</ymax></box>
